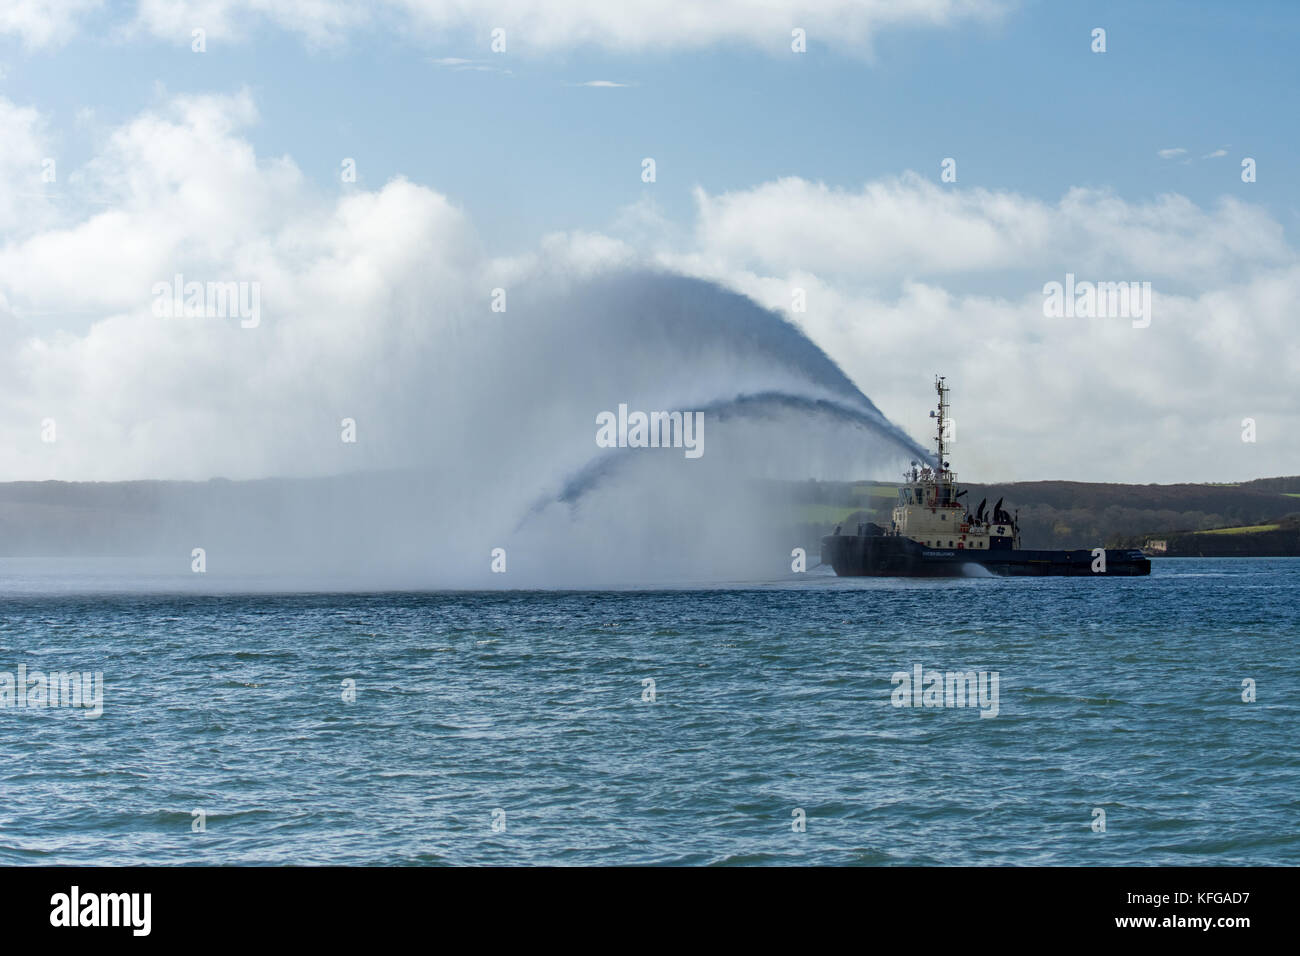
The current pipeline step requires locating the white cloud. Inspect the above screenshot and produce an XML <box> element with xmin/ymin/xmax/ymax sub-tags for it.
<box><xmin>389</xmin><ymin>0</ymin><xmax>1006</xmax><ymax>52</ymax></box>
<box><xmin>0</xmin><ymin>0</ymin><xmax>100</xmax><ymax>48</ymax></box>
<box><xmin>1157</xmin><ymin>147</ymin><xmax>1187</xmax><ymax>159</ymax></box>
<box><xmin>14</xmin><ymin>0</ymin><xmax>1007</xmax><ymax>51</ymax></box>
<box><xmin>688</xmin><ymin>174</ymin><xmax>1289</xmax><ymax>285</ymax></box>
<box><xmin>0</xmin><ymin>90</ymin><xmax>482</xmax><ymax>481</ymax></box>
<box><xmin>0</xmin><ymin>96</ymin><xmax>52</xmax><ymax>232</ymax></box>
<box><xmin>132</xmin><ymin>0</ymin><xmax>367</xmax><ymax>47</ymax></box>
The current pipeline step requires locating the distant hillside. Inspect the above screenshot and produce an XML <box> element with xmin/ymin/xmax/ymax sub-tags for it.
<box><xmin>1116</xmin><ymin>514</ymin><xmax>1300</xmax><ymax>557</ymax></box>
<box><xmin>3</xmin><ymin>474</ymin><xmax>1299</xmax><ymax>560</ymax></box>
<box><xmin>782</xmin><ymin>476</ymin><xmax>1300</xmax><ymax>552</ymax></box>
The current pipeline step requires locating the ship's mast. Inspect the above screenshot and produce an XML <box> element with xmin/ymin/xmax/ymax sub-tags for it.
<box><xmin>933</xmin><ymin>375</ymin><xmax>950</xmax><ymax>479</ymax></box>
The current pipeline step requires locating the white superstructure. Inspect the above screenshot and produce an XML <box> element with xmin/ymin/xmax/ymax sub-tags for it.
<box><xmin>889</xmin><ymin>377</ymin><xmax>1020</xmax><ymax>551</ymax></box>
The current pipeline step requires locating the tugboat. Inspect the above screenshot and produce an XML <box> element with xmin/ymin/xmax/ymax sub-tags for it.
<box><xmin>821</xmin><ymin>377</ymin><xmax>1150</xmax><ymax>577</ymax></box>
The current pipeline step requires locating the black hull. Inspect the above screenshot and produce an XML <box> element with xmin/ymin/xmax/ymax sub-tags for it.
<box><xmin>820</xmin><ymin>533</ymin><xmax>1150</xmax><ymax>577</ymax></box>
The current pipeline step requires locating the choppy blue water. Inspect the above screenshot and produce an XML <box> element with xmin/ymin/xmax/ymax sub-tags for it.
<box><xmin>1</xmin><ymin>557</ymin><xmax>1296</xmax><ymax>865</ymax></box>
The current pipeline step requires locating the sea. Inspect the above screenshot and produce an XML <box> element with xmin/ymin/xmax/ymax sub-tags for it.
<box><xmin>1</xmin><ymin>557</ymin><xmax>1296</xmax><ymax>866</ymax></box>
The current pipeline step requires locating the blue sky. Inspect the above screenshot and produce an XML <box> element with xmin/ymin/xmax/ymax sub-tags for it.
<box><xmin>5</xmin><ymin>0</ymin><xmax>1296</xmax><ymax>253</ymax></box>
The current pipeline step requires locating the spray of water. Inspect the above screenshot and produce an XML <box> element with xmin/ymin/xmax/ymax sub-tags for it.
<box><xmin>14</xmin><ymin>270</ymin><xmax>929</xmax><ymax>588</ymax></box>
